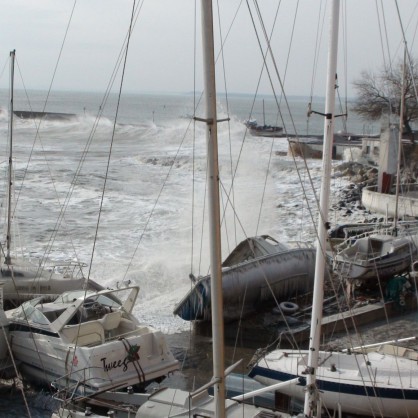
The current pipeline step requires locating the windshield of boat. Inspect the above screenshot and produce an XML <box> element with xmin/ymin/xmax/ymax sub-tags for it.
<box><xmin>54</xmin><ymin>290</ymin><xmax>95</xmax><ymax>303</ymax></box>
<box><xmin>83</xmin><ymin>294</ymin><xmax>122</xmax><ymax>310</ymax></box>
<box><xmin>10</xmin><ymin>298</ymin><xmax>50</xmax><ymax>325</ymax></box>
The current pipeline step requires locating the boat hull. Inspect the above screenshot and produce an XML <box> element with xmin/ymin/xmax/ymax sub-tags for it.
<box><xmin>174</xmin><ymin>247</ymin><xmax>316</xmax><ymax>321</ymax></box>
<box><xmin>333</xmin><ymin>235</ymin><xmax>416</xmax><ymax>282</ymax></box>
<box><xmin>9</xmin><ymin>328</ymin><xmax>179</xmax><ymax>393</ymax></box>
<box><xmin>249</xmin><ymin>349</ymin><xmax>418</xmax><ymax>418</ymax></box>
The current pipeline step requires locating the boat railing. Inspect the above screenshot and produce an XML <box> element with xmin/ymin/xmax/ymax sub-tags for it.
<box><xmin>49</xmin><ymin>261</ymin><xmax>88</xmax><ymax>278</ymax></box>
<box><xmin>288</xmin><ymin>241</ymin><xmax>315</xmax><ymax>249</ymax></box>
<box><xmin>334</xmin><ymin>221</ymin><xmax>418</xmax><ymax>254</ymax></box>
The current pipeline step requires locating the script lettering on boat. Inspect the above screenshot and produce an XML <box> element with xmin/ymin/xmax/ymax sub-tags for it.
<box><xmin>100</xmin><ymin>343</ymin><xmax>140</xmax><ymax>373</ymax></box>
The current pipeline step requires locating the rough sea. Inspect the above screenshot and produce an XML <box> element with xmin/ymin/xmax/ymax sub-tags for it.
<box><xmin>0</xmin><ymin>89</ymin><xmax>415</xmax><ymax>417</ymax></box>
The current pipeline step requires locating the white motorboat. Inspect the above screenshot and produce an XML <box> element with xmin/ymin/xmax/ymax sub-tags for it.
<box><xmin>6</xmin><ymin>286</ymin><xmax>179</xmax><ymax>395</ymax></box>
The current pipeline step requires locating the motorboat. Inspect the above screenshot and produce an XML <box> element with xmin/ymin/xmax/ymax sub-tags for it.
<box><xmin>248</xmin><ymin>341</ymin><xmax>418</xmax><ymax>418</ymax></box>
<box><xmin>173</xmin><ymin>235</ymin><xmax>316</xmax><ymax>322</ymax></box>
<box><xmin>6</xmin><ymin>286</ymin><xmax>179</xmax><ymax>395</ymax></box>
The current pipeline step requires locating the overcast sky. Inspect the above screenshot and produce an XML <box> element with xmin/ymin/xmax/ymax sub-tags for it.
<box><xmin>0</xmin><ymin>0</ymin><xmax>417</xmax><ymax>98</ymax></box>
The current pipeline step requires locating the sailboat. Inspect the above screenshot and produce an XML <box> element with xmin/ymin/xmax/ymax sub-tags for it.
<box><xmin>174</xmin><ymin>235</ymin><xmax>316</xmax><ymax>322</ymax></box>
<box><xmin>332</xmin><ymin>232</ymin><xmax>416</xmax><ymax>281</ymax></box>
<box><xmin>2</xmin><ymin>50</ymin><xmax>103</xmax><ymax>307</ymax></box>
<box><xmin>249</xmin><ymin>2</ymin><xmax>418</xmax><ymax>417</ymax></box>
<box><xmin>244</xmin><ymin>99</ymin><xmax>284</xmax><ymax>137</ymax></box>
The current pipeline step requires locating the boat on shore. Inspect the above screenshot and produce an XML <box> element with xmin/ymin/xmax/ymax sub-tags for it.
<box><xmin>6</xmin><ymin>286</ymin><xmax>179</xmax><ymax>395</ymax></box>
<box><xmin>174</xmin><ymin>235</ymin><xmax>316</xmax><ymax>322</ymax></box>
<box><xmin>249</xmin><ymin>339</ymin><xmax>418</xmax><ymax>418</ymax></box>
<box><xmin>333</xmin><ymin>233</ymin><xmax>417</xmax><ymax>282</ymax></box>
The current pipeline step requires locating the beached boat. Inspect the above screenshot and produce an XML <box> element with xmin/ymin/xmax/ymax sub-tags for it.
<box><xmin>332</xmin><ymin>233</ymin><xmax>416</xmax><ymax>282</ymax></box>
<box><xmin>249</xmin><ymin>340</ymin><xmax>418</xmax><ymax>418</ymax></box>
<box><xmin>6</xmin><ymin>286</ymin><xmax>179</xmax><ymax>395</ymax></box>
<box><xmin>173</xmin><ymin>235</ymin><xmax>316</xmax><ymax>322</ymax></box>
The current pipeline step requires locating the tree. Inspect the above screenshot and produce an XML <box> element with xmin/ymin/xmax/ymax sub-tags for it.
<box><xmin>352</xmin><ymin>57</ymin><xmax>418</xmax><ymax>138</ymax></box>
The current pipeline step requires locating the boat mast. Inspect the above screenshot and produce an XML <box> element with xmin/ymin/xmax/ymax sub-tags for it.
<box><xmin>304</xmin><ymin>2</ymin><xmax>340</xmax><ymax>417</ymax></box>
<box><xmin>6</xmin><ymin>50</ymin><xmax>16</xmax><ymax>266</ymax></box>
<box><xmin>263</xmin><ymin>98</ymin><xmax>266</xmax><ymax>126</ymax></box>
<box><xmin>394</xmin><ymin>45</ymin><xmax>407</xmax><ymax>233</ymax></box>
<box><xmin>201</xmin><ymin>1</ymin><xmax>226</xmax><ymax>417</ymax></box>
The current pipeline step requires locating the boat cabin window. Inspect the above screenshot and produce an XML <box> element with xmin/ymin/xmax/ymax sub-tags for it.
<box><xmin>42</xmin><ymin>308</ymin><xmax>67</xmax><ymax>322</ymax></box>
<box><xmin>28</xmin><ymin>308</ymin><xmax>50</xmax><ymax>325</ymax></box>
<box><xmin>11</xmin><ymin>301</ymin><xmax>50</xmax><ymax>325</ymax></box>
<box><xmin>369</xmin><ymin>238</ymin><xmax>384</xmax><ymax>254</ymax></box>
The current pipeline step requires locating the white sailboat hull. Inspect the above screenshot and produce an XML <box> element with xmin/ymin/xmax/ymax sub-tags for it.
<box><xmin>249</xmin><ymin>349</ymin><xmax>418</xmax><ymax>418</ymax></box>
<box><xmin>333</xmin><ymin>234</ymin><xmax>416</xmax><ymax>281</ymax></box>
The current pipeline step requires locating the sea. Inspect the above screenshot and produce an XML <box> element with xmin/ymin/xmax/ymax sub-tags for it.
<box><xmin>0</xmin><ymin>89</ymin><xmax>416</xmax><ymax>417</ymax></box>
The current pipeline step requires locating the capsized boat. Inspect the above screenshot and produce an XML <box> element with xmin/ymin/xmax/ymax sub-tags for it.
<box><xmin>248</xmin><ymin>339</ymin><xmax>418</xmax><ymax>418</ymax></box>
<box><xmin>6</xmin><ymin>286</ymin><xmax>179</xmax><ymax>395</ymax></box>
<box><xmin>173</xmin><ymin>235</ymin><xmax>316</xmax><ymax>322</ymax></box>
<box><xmin>332</xmin><ymin>233</ymin><xmax>417</xmax><ymax>282</ymax></box>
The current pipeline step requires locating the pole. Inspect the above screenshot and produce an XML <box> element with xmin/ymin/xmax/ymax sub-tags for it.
<box><xmin>6</xmin><ymin>50</ymin><xmax>16</xmax><ymax>266</ymax></box>
<box><xmin>303</xmin><ymin>1</ymin><xmax>340</xmax><ymax>416</ymax></box>
<box><xmin>200</xmin><ymin>1</ymin><xmax>225</xmax><ymax>417</ymax></box>
<box><xmin>394</xmin><ymin>45</ymin><xmax>407</xmax><ymax>233</ymax></box>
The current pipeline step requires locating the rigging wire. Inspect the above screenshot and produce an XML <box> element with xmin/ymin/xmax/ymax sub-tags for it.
<box><xmin>247</xmin><ymin>0</ymin><xmax>321</xmax><ymax>241</ymax></box>
<box><xmin>5</xmin><ymin>0</ymin><xmax>80</xmax><ymax>282</ymax></box>
<box><xmin>215</xmin><ymin>0</ymin><xmax>240</xmax><ymax>253</ymax></box>
<box><xmin>87</xmin><ymin>0</ymin><xmax>136</xmax><ymax>281</ymax></box>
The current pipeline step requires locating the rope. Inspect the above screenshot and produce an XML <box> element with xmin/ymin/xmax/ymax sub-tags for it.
<box><xmin>120</xmin><ymin>337</ymin><xmax>145</xmax><ymax>384</ymax></box>
<box><xmin>1</xmin><ymin>320</ymin><xmax>32</xmax><ymax>418</ymax></box>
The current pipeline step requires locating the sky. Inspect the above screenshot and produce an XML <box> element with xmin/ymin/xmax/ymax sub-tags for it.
<box><xmin>0</xmin><ymin>0</ymin><xmax>417</xmax><ymax>98</ymax></box>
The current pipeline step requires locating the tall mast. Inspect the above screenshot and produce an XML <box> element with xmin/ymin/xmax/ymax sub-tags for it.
<box><xmin>200</xmin><ymin>1</ymin><xmax>226</xmax><ymax>417</ymax></box>
<box><xmin>263</xmin><ymin>99</ymin><xmax>265</xmax><ymax>126</ymax></box>
<box><xmin>394</xmin><ymin>45</ymin><xmax>407</xmax><ymax>232</ymax></box>
<box><xmin>304</xmin><ymin>1</ymin><xmax>340</xmax><ymax>417</ymax></box>
<box><xmin>6</xmin><ymin>50</ymin><xmax>16</xmax><ymax>266</ymax></box>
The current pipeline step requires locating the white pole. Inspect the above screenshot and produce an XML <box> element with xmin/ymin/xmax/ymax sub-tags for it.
<box><xmin>231</xmin><ymin>377</ymin><xmax>300</xmax><ymax>401</ymax></box>
<box><xmin>6</xmin><ymin>50</ymin><xmax>16</xmax><ymax>266</ymax></box>
<box><xmin>304</xmin><ymin>1</ymin><xmax>340</xmax><ymax>416</ymax></box>
<box><xmin>201</xmin><ymin>1</ymin><xmax>225</xmax><ymax>417</ymax></box>
<box><xmin>394</xmin><ymin>45</ymin><xmax>407</xmax><ymax>233</ymax></box>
